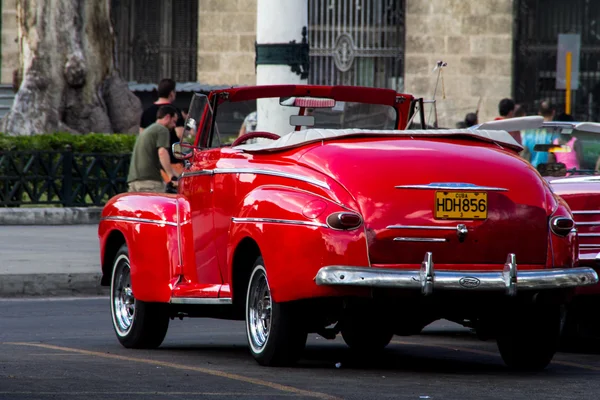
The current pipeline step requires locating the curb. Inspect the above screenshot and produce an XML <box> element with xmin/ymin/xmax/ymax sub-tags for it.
<box><xmin>0</xmin><ymin>207</ymin><xmax>102</xmax><ymax>225</ymax></box>
<box><xmin>0</xmin><ymin>273</ymin><xmax>109</xmax><ymax>297</ymax></box>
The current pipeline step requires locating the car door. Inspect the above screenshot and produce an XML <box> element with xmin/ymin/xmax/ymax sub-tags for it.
<box><xmin>175</xmin><ymin>94</ymin><xmax>224</xmax><ymax>298</ymax></box>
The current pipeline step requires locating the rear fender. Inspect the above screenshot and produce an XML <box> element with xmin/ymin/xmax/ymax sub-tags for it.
<box><xmin>98</xmin><ymin>193</ymin><xmax>193</xmax><ymax>303</ymax></box>
<box><xmin>548</xmin><ymin>197</ymin><xmax>578</xmax><ymax>269</ymax></box>
<box><xmin>228</xmin><ymin>186</ymin><xmax>369</xmax><ymax>303</ymax></box>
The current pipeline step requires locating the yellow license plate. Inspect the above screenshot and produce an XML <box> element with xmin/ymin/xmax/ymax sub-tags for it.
<box><xmin>434</xmin><ymin>191</ymin><xmax>487</xmax><ymax>220</ymax></box>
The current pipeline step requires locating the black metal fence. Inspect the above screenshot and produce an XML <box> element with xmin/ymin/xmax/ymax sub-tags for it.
<box><xmin>0</xmin><ymin>149</ymin><xmax>130</xmax><ymax>207</ymax></box>
<box><xmin>514</xmin><ymin>0</ymin><xmax>600</xmax><ymax>121</ymax></box>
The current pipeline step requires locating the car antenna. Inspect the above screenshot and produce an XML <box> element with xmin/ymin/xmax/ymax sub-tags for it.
<box><xmin>426</xmin><ymin>60</ymin><xmax>447</xmax><ymax>128</ymax></box>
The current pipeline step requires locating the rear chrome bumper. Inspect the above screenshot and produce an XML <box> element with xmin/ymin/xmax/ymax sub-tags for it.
<box><xmin>314</xmin><ymin>252</ymin><xmax>599</xmax><ymax>296</ymax></box>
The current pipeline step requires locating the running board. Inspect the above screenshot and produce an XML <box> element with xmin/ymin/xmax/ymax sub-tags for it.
<box><xmin>169</xmin><ymin>298</ymin><xmax>233</xmax><ymax>305</ymax></box>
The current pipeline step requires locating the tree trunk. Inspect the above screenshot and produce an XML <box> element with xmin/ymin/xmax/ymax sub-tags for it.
<box><xmin>2</xmin><ymin>0</ymin><xmax>142</xmax><ymax>135</ymax></box>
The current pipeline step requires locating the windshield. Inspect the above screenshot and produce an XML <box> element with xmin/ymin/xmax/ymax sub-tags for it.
<box><xmin>211</xmin><ymin>97</ymin><xmax>398</xmax><ymax>145</ymax></box>
<box><xmin>521</xmin><ymin>127</ymin><xmax>600</xmax><ymax>177</ymax></box>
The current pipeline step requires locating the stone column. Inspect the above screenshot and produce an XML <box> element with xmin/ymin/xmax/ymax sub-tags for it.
<box><xmin>255</xmin><ymin>0</ymin><xmax>308</xmax><ymax>135</ymax></box>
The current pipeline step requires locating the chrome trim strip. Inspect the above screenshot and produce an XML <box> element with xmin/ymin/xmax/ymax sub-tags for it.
<box><xmin>170</xmin><ymin>297</ymin><xmax>233</xmax><ymax>305</ymax></box>
<box><xmin>180</xmin><ymin>170</ymin><xmax>214</xmax><ymax>177</ymax></box>
<box><xmin>232</xmin><ymin>217</ymin><xmax>328</xmax><ymax>228</ymax></box>
<box><xmin>573</xmin><ymin>210</ymin><xmax>600</xmax><ymax>215</ymax></box>
<box><xmin>100</xmin><ymin>216</ymin><xmax>177</xmax><ymax>227</ymax></box>
<box><xmin>315</xmin><ymin>266</ymin><xmax>598</xmax><ymax>291</ymax></box>
<box><xmin>579</xmin><ymin>253</ymin><xmax>600</xmax><ymax>261</ymax></box>
<box><xmin>551</xmin><ymin>176</ymin><xmax>600</xmax><ymax>184</ymax></box>
<box><xmin>215</xmin><ymin>168</ymin><xmax>330</xmax><ymax>190</ymax></box>
<box><xmin>579</xmin><ymin>233</ymin><xmax>600</xmax><ymax>237</ymax></box>
<box><xmin>579</xmin><ymin>244</ymin><xmax>600</xmax><ymax>248</ymax></box>
<box><xmin>574</xmin><ymin>221</ymin><xmax>600</xmax><ymax>226</ymax></box>
<box><xmin>394</xmin><ymin>237</ymin><xmax>447</xmax><ymax>242</ymax></box>
<box><xmin>182</xmin><ymin>168</ymin><xmax>330</xmax><ymax>190</ymax></box>
<box><xmin>387</xmin><ymin>225</ymin><xmax>456</xmax><ymax>230</ymax></box>
<box><xmin>395</xmin><ymin>183</ymin><xmax>507</xmax><ymax>191</ymax></box>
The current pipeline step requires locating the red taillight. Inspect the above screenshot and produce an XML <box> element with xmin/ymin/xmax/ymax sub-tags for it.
<box><xmin>326</xmin><ymin>212</ymin><xmax>363</xmax><ymax>230</ymax></box>
<box><xmin>550</xmin><ymin>216</ymin><xmax>575</xmax><ymax>237</ymax></box>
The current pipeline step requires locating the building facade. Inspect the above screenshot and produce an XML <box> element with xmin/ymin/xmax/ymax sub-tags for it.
<box><xmin>1</xmin><ymin>0</ymin><xmax>599</xmax><ymax>127</ymax></box>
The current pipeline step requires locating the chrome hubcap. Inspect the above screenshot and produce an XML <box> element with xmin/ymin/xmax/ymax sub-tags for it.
<box><xmin>248</xmin><ymin>269</ymin><xmax>272</xmax><ymax>352</ymax></box>
<box><xmin>112</xmin><ymin>257</ymin><xmax>135</xmax><ymax>334</ymax></box>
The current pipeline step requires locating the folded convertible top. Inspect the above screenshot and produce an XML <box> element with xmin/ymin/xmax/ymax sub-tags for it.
<box><xmin>234</xmin><ymin>128</ymin><xmax>523</xmax><ymax>153</ymax></box>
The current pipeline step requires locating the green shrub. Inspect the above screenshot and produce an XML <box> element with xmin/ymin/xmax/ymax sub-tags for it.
<box><xmin>0</xmin><ymin>132</ymin><xmax>137</xmax><ymax>153</ymax></box>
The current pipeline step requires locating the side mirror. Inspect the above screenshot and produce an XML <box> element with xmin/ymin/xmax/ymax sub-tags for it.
<box><xmin>172</xmin><ymin>142</ymin><xmax>194</xmax><ymax>160</ymax></box>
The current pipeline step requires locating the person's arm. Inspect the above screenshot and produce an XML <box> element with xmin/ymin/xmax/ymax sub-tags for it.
<box><xmin>238</xmin><ymin>124</ymin><xmax>246</xmax><ymax>138</ymax></box>
<box><xmin>175</xmin><ymin>108</ymin><xmax>185</xmax><ymax>140</ymax></box>
<box><xmin>158</xmin><ymin>147</ymin><xmax>178</xmax><ymax>184</ymax></box>
<box><xmin>175</xmin><ymin>126</ymin><xmax>184</xmax><ymax>140</ymax></box>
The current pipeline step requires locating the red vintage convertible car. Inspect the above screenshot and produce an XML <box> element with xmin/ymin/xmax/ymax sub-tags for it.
<box><xmin>98</xmin><ymin>85</ymin><xmax>598</xmax><ymax>370</ymax></box>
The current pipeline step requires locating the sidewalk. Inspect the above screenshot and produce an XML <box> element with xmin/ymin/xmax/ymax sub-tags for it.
<box><xmin>0</xmin><ymin>208</ymin><xmax>106</xmax><ymax>297</ymax></box>
<box><xmin>0</xmin><ymin>206</ymin><xmax>102</xmax><ymax>225</ymax></box>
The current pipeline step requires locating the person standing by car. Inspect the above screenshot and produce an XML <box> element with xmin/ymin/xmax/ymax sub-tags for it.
<box><xmin>128</xmin><ymin>105</ymin><xmax>180</xmax><ymax>193</ymax></box>
<box><xmin>140</xmin><ymin>78</ymin><xmax>185</xmax><ymax>181</ymax></box>
<box><xmin>520</xmin><ymin>100</ymin><xmax>557</xmax><ymax>166</ymax></box>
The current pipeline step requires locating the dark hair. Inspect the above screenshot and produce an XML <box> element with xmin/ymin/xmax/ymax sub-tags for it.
<box><xmin>464</xmin><ymin>112</ymin><xmax>478</xmax><ymax>127</ymax></box>
<box><xmin>156</xmin><ymin>105</ymin><xmax>177</xmax><ymax>120</ymax></box>
<box><xmin>498</xmin><ymin>98</ymin><xmax>515</xmax><ymax>117</ymax></box>
<box><xmin>539</xmin><ymin>100</ymin><xmax>554</xmax><ymax>117</ymax></box>
<box><xmin>554</xmin><ymin>112</ymin><xmax>575</xmax><ymax>122</ymax></box>
<box><xmin>157</xmin><ymin>78</ymin><xmax>176</xmax><ymax>98</ymax></box>
<box><xmin>514</xmin><ymin>104</ymin><xmax>526</xmax><ymax>117</ymax></box>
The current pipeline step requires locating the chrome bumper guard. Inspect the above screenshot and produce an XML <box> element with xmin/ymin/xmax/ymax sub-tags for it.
<box><xmin>314</xmin><ymin>252</ymin><xmax>599</xmax><ymax>296</ymax></box>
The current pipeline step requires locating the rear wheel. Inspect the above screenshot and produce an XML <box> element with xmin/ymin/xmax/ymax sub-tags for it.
<box><xmin>496</xmin><ymin>304</ymin><xmax>561</xmax><ymax>371</ymax></box>
<box><xmin>111</xmin><ymin>244</ymin><xmax>169</xmax><ymax>349</ymax></box>
<box><xmin>245</xmin><ymin>257</ymin><xmax>307</xmax><ymax>366</ymax></box>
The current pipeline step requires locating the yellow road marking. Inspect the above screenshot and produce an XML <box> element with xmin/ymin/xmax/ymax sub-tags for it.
<box><xmin>4</xmin><ymin>342</ymin><xmax>341</xmax><ymax>400</ymax></box>
<box><xmin>391</xmin><ymin>340</ymin><xmax>600</xmax><ymax>372</ymax></box>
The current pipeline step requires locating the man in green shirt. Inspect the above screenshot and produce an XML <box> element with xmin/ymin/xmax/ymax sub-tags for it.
<box><xmin>128</xmin><ymin>105</ymin><xmax>180</xmax><ymax>192</ymax></box>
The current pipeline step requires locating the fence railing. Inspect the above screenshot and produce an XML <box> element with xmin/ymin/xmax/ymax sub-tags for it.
<box><xmin>0</xmin><ymin>148</ymin><xmax>130</xmax><ymax>207</ymax></box>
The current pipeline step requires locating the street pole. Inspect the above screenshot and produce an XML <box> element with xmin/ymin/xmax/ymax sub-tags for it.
<box><xmin>255</xmin><ymin>0</ymin><xmax>309</xmax><ymax>135</ymax></box>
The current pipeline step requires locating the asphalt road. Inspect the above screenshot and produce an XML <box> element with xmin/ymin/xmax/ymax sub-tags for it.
<box><xmin>1</xmin><ymin>298</ymin><xmax>600</xmax><ymax>400</ymax></box>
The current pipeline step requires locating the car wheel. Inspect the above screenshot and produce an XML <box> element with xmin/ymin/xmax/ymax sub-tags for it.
<box><xmin>110</xmin><ymin>244</ymin><xmax>169</xmax><ymax>349</ymax></box>
<box><xmin>496</xmin><ymin>304</ymin><xmax>561</xmax><ymax>371</ymax></box>
<box><xmin>245</xmin><ymin>256</ymin><xmax>307</xmax><ymax>366</ymax></box>
<box><xmin>340</xmin><ymin>305</ymin><xmax>394</xmax><ymax>352</ymax></box>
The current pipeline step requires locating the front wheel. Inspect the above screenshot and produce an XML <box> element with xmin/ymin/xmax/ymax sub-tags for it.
<box><xmin>110</xmin><ymin>244</ymin><xmax>169</xmax><ymax>349</ymax></box>
<box><xmin>245</xmin><ymin>257</ymin><xmax>307</xmax><ymax>366</ymax></box>
<box><xmin>496</xmin><ymin>304</ymin><xmax>561</xmax><ymax>371</ymax></box>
